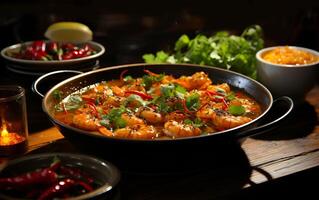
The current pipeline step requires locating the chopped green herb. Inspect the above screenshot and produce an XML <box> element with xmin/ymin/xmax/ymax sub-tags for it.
<box><xmin>104</xmin><ymin>106</ymin><xmax>127</xmax><ymax>129</ymax></box>
<box><xmin>142</xmin><ymin>25</ymin><xmax>264</xmax><ymax>79</ymax></box>
<box><xmin>53</xmin><ymin>90</ymin><xmax>63</xmax><ymax>101</ymax></box>
<box><xmin>141</xmin><ymin>73</ymin><xmax>164</xmax><ymax>89</ymax></box>
<box><xmin>226</xmin><ymin>92</ymin><xmax>236</xmax><ymax>101</ymax></box>
<box><xmin>123</xmin><ymin>75</ymin><xmax>134</xmax><ymax>83</ymax></box>
<box><xmin>228</xmin><ymin>105</ymin><xmax>246</xmax><ymax>116</ymax></box>
<box><xmin>186</xmin><ymin>93</ymin><xmax>200</xmax><ymax>111</ymax></box>
<box><xmin>125</xmin><ymin>94</ymin><xmax>148</xmax><ymax>107</ymax></box>
<box><xmin>184</xmin><ymin>118</ymin><xmax>204</xmax><ymax>128</ymax></box>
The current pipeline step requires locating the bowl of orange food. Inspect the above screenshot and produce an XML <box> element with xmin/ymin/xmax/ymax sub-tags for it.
<box><xmin>256</xmin><ymin>46</ymin><xmax>319</xmax><ymax>102</ymax></box>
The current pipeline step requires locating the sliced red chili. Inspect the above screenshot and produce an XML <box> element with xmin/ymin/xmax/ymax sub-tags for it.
<box><xmin>86</xmin><ymin>101</ymin><xmax>99</xmax><ymax>117</ymax></box>
<box><xmin>125</xmin><ymin>90</ymin><xmax>153</xmax><ymax>100</ymax></box>
<box><xmin>222</xmin><ymin>98</ymin><xmax>229</xmax><ymax>110</ymax></box>
<box><xmin>62</xmin><ymin>103</ymin><xmax>68</xmax><ymax>114</ymax></box>
<box><xmin>181</xmin><ymin>99</ymin><xmax>195</xmax><ymax>114</ymax></box>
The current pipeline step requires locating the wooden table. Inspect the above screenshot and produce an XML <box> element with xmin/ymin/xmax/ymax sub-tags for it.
<box><xmin>22</xmin><ymin>85</ymin><xmax>319</xmax><ymax>199</ymax></box>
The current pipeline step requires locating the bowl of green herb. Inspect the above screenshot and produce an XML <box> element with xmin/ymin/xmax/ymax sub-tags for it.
<box><xmin>142</xmin><ymin>25</ymin><xmax>264</xmax><ymax>79</ymax></box>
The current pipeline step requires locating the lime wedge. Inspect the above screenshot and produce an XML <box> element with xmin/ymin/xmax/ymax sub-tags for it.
<box><xmin>44</xmin><ymin>22</ymin><xmax>93</xmax><ymax>43</ymax></box>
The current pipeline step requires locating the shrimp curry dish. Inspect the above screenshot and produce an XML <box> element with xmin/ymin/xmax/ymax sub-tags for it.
<box><xmin>53</xmin><ymin>70</ymin><xmax>262</xmax><ymax>139</ymax></box>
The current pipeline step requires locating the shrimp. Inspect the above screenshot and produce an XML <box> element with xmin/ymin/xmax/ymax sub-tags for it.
<box><xmin>207</xmin><ymin>83</ymin><xmax>231</xmax><ymax>94</ymax></box>
<box><xmin>113</xmin><ymin>124</ymin><xmax>158</xmax><ymax>139</ymax></box>
<box><xmin>82</xmin><ymin>85</ymin><xmax>113</xmax><ymax>101</ymax></box>
<box><xmin>163</xmin><ymin>120</ymin><xmax>201</xmax><ymax>138</ymax></box>
<box><xmin>103</xmin><ymin>95</ymin><xmax>124</xmax><ymax>107</ymax></box>
<box><xmin>121</xmin><ymin>113</ymin><xmax>145</xmax><ymax>126</ymax></box>
<box><xmin>211</xmin><ymin>111</ymin><xmax>252</xmax><ymax>130</ymax></box>
<box><xmin>122</xmin><ymin>78</ymin><xmax>146</xmax><ymax>93</ymax></box>
<box><xmin>98</xmin><ymin>127</ymin><xmax>113</xmax><ymax>137</ymax></box>
<box><xmin>173</xmin><ymin>72</ymin><xmax>212</xmax><ymax>91</ymax></box>
<box><xmin>111</xmin><ymin>86</ymin><xmax>125</xmax><ymax>97</ymax></box>
<box><xmin>72</xmin><ymin>113</ymin><xmax>100</xmax><ymax>131</ymax></box>
<box><xmin>164</xmin><ymin>111</ymin><xmax>186</xmax><ymax>122</ymax></box>
<box><xmin>139</xmin><ymin>108</ymin><xmax>163</xmax><ymax>124</ymax></box>
<box><xmin>197</xmin><ymin>107</ymin><xmax>252</xmax><ymax>130</ymax></box>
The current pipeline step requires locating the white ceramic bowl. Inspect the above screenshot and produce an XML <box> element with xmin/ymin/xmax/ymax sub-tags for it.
<box><xmin>256</xmin><ymin>46</ymin><xmax>319</xmax><ymax>103</ymax></box>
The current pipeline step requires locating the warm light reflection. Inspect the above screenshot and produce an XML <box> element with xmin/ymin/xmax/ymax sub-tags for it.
<box><xmin>0</xmin><ymin>117</ymin><xmax>25</xmax><ymax>146</ymax></box>
<box><xmin>1</xmin><ymin>118</ymin><xmax>9</xmax><ymax>137</ymax></box>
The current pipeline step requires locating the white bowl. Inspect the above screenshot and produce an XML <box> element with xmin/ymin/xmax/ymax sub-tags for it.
<box><xmin>256</xmin><ymin>46</ymin><xmax>319</xmax><ymax>103</ymax></box>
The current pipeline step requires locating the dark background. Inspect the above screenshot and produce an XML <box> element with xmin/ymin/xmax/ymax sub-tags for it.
<box><xmin>0</xmin><ymin>0</ymin><xmax>318</xmax><ymax>67</ymax></box>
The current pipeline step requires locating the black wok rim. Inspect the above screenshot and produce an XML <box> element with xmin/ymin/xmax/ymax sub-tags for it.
<box><xmin>42</xmin><ymin>63</ymin><xmax>273</xmax><ymax>143</ymax></box>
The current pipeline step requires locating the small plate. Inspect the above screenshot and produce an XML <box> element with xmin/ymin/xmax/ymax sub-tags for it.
<box><xmin>1</xmin><ymin>41</ymin><xmax>105</xmax><ymax>72</ymax></box>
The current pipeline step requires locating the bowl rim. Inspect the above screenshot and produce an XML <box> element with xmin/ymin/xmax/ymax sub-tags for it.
<box><xmin>256</xmin><ymin>45</ymin><xmax>319</xmax><ymax>68</ymax></box>
<box><xmin>0</xmin><ymin>40</ymin><xmax>105</xmax><ymax>65</ymax></box>
<box><xmin>0</xmin><ymin>152</ymin><xmax>120</xmax><ymax>200</ymax></box>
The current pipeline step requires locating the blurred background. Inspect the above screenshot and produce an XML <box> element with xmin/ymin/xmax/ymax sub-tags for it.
<box><xmin>0</xmin><ymin>0</ymin><xmax>318</xmax><ymax>67</ymax></box>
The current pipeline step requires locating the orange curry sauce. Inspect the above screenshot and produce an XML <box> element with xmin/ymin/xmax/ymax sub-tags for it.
<box><xmin>262</xmin><ymin>46</ymin><xmax>318</xmax><ymax>65</ymax></box>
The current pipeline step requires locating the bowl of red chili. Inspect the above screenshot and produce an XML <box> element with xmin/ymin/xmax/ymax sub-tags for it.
<box><xmin>0</xmin><ymin>153</ymin><xmax>120</xmax><ymax>200</ymax></box>
<box><xmin>0</xmin><ymin>40</ymin><xmax>105</xmax><ymax>74</ymax></box>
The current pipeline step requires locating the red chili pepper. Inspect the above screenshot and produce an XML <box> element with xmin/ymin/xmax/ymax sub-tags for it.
<box><xmin>47</xmin><ymin>42</ymin><xmax>58</xmax><ymax>54</ymax></box>
<box><xmin>86</xmin><ymin>101</ymin><xmax>99</xmax><ymax>118</ymax></box>
<box><xmin>222</xmin><ymin>98</ymin><xmax>229</xmax><ymax>110</ymax></box>
<box><xmin>49</xmin><ymin>160</ymin><xmax>61</xmax><ymax>171</ymax></box>
<box><xmin>62</xmin><ymin>103</ymin><xmax>68</xmax><ymax>114</ymax></box>
<box><xmin>32</xmin><ymin>51</ymin><xmax>48</xmax><ymax>60</ymax></box>
<box><xmin>59</xmin><ymin>165</ymin><xmax>94</xmax><ymax>184</ymax></box>
<box><xmin>235</xmin><ymin>91</ymin><xmax>242</xmax><ymax>98</ymax></box>
<box><xmin>32</xmin><ymin>40</ymin><xmax>46</xmax><ymax>53</ymax></box>
<box><xmin>62</xmin><ymin>43</ymin><xmax>75</xmax><ymax>51</ymax></box>
<box><xmin>125</xmin><ymin>90</ymin><xmax>153</xmax><ymax>100</ymax></box>
<box><xmin>77</xmin><ymin>180</ymin><xmax>93</xmax><ymax>192</ymax></box>
<box><xmin>37</xmin><ymin>178</ymin><xmax>76</xmax><ymax>200</ymax></box>
<box><xmin>206</xmin><ymin>90</ymin><xmax>225</xmax><ymax>96</ymax></box>
<box><xmin>206</xmin><ymin>90</ymin><xmax>218</xmax><ymax>96</ymax></box>
<box><xmin>83</xmin><ymin>44</ymin><xmax>93</xmax><ymax>52</ymax></box>
<box><xmin>0</xmin><ymin>168</ymin><xmax>58</xmax><ymax>189</ymax></box>
<box><xmin>120</xmin><ymin>69</ymin><xmax>129</xmax><ymax>82</ymax></box>
<box><xmin>61</xmin><ymin>51</ymin><xmax>74</xmax><ymax>60</ymax></box>
<box><xmin>82</xmin><ymin>96</ymin><xmax>96</xmax><ymax>102</ymax></box>
<box><xmin>23</xmin><ymin>46</ymin><xmax>35</xmax><ymax>59</ymax></box>
<box><xmin>181</xmin><ymin>99</ymin><xmax>195</xmax><ymax>114</ymax></box>
<box><xmin>144</xmin><ymin>69</ymin><xmax>159</xmax><ymax>76</ymax></box>
<box><xmin>206</xmin><ymin>91</ymin><xmax>228</xmax><ymax>110</ymax></box>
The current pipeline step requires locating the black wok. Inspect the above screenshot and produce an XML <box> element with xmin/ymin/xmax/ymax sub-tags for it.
<box><xmin>33</xmin><ymin>63</ymin><xmax>293</xmax><ymax>171</ymax></box>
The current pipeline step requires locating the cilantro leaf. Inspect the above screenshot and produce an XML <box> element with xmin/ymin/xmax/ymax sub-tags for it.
<box><xmin>228</xmin><ymin>105</ymin><xmax>246</xmax><ymax>116</ymax></box>
<box><xmin>142</xmin><ymin>25</ymin><xmax>264</xmax><ymax>79</ymax></box>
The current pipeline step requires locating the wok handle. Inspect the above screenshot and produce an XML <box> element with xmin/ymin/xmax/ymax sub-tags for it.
<box><xmin>236</xmin><ymin>96</ymin><xmax>294</xmax><ymax>139</ymax></box>
<box><xmin>32</xmin><ymin>70</ymin><xmax>83</xmax><ymax>98</ymax></box>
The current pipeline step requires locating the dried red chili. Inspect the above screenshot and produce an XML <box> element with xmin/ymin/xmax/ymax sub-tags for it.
<box><xmin>0</xmin><ymin>168</ymin><xmax>57</xmax><ymax>189</ymax></box>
